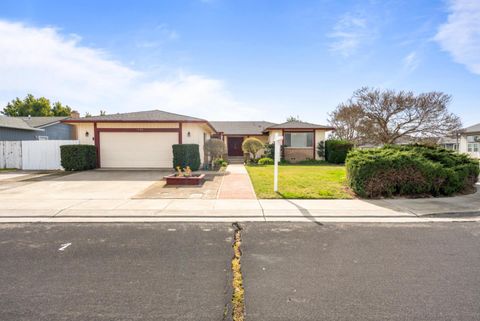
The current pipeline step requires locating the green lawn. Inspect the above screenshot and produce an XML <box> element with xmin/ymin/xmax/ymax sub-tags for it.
<box><xmin>0</xmin><ymin>168</ymin><xmax>16</xmax><ymax>172</ymax></box>
<box><xmin>246</xmin><ymin>164</ymin><xmax>353</xmax><ymax>199</ymax></box>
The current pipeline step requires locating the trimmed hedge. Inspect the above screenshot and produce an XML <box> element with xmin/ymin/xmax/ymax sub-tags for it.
<box><xmin>60</xmin><ymin>145</ymin><xmax>97</xmax><ymax>171</ymax></box>
<box><xmin>172</xmin><ymin>144</ymin><xmax>201</xmax><ymax>171</ymax></box>
<box><xmin>346</xmin><ymin>145</ymin><xmax>479</xmax><ymax>198</ymax></box>
<box><xmin>325</xmin><ymin>140</ymin><xmax>354</xmax><ymax>164</ymax></box>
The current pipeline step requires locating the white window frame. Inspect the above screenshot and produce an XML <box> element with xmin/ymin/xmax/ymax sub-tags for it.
<box><xmin>37</xmin><ymin>136</ymin><xmax>49</xmax><ymax>141</ymax></box>
<box><xmin>468</xmin><ymin>143</ymin><xmax>479</xmax><ymax>153</ymax></box>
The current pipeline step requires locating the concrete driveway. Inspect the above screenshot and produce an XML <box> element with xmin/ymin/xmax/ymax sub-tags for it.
<box><xmin>0</xmin><ymin>170</ymin><xmax>171</xmax><ymax>200</ymax></box>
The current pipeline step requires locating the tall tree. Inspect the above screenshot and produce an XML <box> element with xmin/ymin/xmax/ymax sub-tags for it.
<box><xmin>329</xmin><ymin>87</ymin><xmax>461</xmax><ymax>145</ymax></box>
<box><xmin>1</xmin><ymin>94</ymin><xmax>72</xmax><ymax>116</ymax></box>
<box><xmin>328</xmin><ymin>103</ymin><xmax>366</xmax><ymax>145</ymax></box>
<box><xmin>286</xmin><ymin>115</ymin><xmax>301</xmax><ymax>122</ymax></box>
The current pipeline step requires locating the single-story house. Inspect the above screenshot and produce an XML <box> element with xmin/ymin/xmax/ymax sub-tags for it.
<box><xmin>437</xmin><ymin>136</ymin><xmax>459</xmax><ymax>151</ymax></box>
<box><xmin>63</xmin><ymin>109</ymin><xmax>334</xmax><ymax>168</ymax></box>
<box><xmin>0</xmin><ymin>116</ymin><xmax>74</xmax><ymax>141</ymax></box>
<box><xmin>63</xmin><ymin>110</ymin><xmax>216</xmax><ymax>168</ymax></box>
<box><xmin>211</xmin><ymin>120</ymin><xmax>334</xmax><ymax>163</ymax></box>
<box><xmin>458</xmin><ymin>123</ymin><xmax>480</xmax><ymax>158</ymax></box>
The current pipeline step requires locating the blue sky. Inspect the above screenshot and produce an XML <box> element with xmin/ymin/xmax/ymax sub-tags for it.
<box><xmin>0</xmin><ymin>0</ymin><xmax>478</xmax><ymax>125</ymax></box>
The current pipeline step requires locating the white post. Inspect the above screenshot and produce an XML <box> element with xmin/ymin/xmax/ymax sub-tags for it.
<box><xmin>273</xmin><ymin>133</ymin><xmax>283</xmax><ymax>192</ymax></box>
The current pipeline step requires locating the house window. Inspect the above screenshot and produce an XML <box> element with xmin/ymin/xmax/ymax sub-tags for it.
<box><xmin>468</xmin><ymin>143</ymin><xmax>479</xmax><ymax>152</ymax></box>
<box><xmin>443</xmin><ymin>143</ymin><xmax>458</xmax><ymax>151</ymax></box>
<box><xmin>284</xmin><ymin>132</ymin><xmax>313</xmax><ymax>148</ymax></box>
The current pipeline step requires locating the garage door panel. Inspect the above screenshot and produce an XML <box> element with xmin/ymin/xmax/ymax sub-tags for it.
<box><xmin>100</xmin><ymin>132</ymin><xmax>177</xmax><ymax>168</ymax></box>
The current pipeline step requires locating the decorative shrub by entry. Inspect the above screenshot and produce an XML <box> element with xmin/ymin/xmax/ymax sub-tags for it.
<box><xmin>258</xmin><ymin>157</ymin><xmax>274</xmax><ymax>165</ymax></box>
<box><xmin>346</xmin><ymin>145</ymin><xmax>480</xmax><ymax>198</ymax></box>
<box><xmin>60</xmin><ymin>145</ymin><xmax>97</xmax><ymax>171</ymax></box>
<box><xmin>172</xmin><ymin>144</ymin><xmax>201</xmax><ymax>171</ymax></box>
<box><xmin>325</xmin><ymin>140</ymin><xmax>354</xmax><ymax>164</ymax></box>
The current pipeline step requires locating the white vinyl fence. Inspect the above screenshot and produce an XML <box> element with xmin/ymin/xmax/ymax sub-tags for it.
<box><xmin>0</xmin><ymin>140</ymin><xmax>79</xmax><ymax>170</ymax></box>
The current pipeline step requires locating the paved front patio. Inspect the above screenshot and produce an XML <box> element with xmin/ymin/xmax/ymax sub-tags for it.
<box><xmin>134</xmin><ymin>171</ymin><xmax>224</xmax><ymax>199</ymax></box>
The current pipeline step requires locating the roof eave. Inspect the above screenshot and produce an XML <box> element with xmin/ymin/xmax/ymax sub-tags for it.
<box><xmin>264</xmin><ymin>127</ymin><xmax>336</xmax><ymax>131</ymax></box>
<box><xmin>0</xmin><ymin>125</ymin><xmax>44</xmax><ymax>131</ymax></box>
<box><xmin>62</xmin><ymin>119</ymin><xmax>218</xmax><ymax>133</ymax></box>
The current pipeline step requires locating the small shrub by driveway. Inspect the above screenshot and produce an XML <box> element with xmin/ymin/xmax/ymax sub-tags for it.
<box><xmin>60</xmin><ymin>145</ymin><xmax>97</xmax><ymax>171</ymax></box>
<box><xmin>346</xmin><ymin>145</ymin><xmax>480</xmax><ymax>198</ymax></box>
<box><xmin>246</xmin><ymin>164</ymin><xmax>352</xmax><ymax>199</ymax></box>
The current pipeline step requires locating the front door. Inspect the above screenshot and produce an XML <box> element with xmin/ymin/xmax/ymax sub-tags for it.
<box><xmin>227</xmin><ymin>137</ymin><xmax>244</xmax><ymax>156</ymax></box>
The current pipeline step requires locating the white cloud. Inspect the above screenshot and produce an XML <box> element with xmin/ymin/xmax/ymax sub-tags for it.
<box><xmin>328</xmin><ymin>12</ymin><xmax>376</xmax><ymax>57</ymax></box>
<box><xmin>434</xmin><ymin>0</ymin><xmax>480</xmax><ymax>74</ymax></box>
<box><xmin>0</xmin><ymin>20</ymin><xmax>261</xmax><ymax>120</ymax></box>
<box><xmin>403</xmin><ymin>51</ymin><xmax>420</xmax><ymax>72</ymax></box>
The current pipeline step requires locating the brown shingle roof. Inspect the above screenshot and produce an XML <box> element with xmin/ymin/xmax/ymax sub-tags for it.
<box><xmin>265</xmin><ymin>120</ymin><xmax>334</xmax><ymax>130</ymax></box>
<box><xmin>210</xmin><ymin>121</ymin><xmax>276</xmax><ymax>135</ymax></box>
<box><xmin>67</xmin><ymin>110</ymin><xmax>207</xmax><ymax>122</ymax></box>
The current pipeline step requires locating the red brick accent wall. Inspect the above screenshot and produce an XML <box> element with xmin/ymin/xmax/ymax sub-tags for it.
<box><xmin>284</xmin><ymin>147</ymin><xmax>314</xmax><ymax>163</ymax></box>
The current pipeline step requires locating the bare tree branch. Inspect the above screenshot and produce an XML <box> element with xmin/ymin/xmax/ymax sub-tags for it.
<box><xmin>329</xmin><ymin>87</ymin><xmax>462</xmax><ymax>145</ymax></box>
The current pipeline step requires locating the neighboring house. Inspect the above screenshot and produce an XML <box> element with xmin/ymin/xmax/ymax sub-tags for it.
<box><xmin>459</xmin><ymin>123</ymin><xmax>480</xmax><ymax>159</ymax></box>
<box><xmin>438</xmin><ymin>136</ymin><xmax>459</xmax><ymax>151</ymax></box>
<box><xmin>63</xmin><ymin>110</ymin><xmax>216</xmax><ymax>168</ymax></box>
<box><xmin>0</xmin><ymin>116</ymin><xmax>74</xmax><ymax>141</ymax></box>
<box><xmin>211</xmin><ymin>120</ymin><xmax>334</xmax><ymax>163</ymax></box>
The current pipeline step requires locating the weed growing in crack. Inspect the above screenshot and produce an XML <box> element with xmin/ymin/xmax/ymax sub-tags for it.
<box><xmin>231</xmin><ymin>223</ymin><xmax>244</xmax><ymax>321</ymax></box>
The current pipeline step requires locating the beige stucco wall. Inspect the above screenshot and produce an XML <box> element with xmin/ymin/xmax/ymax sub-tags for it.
<box><xmin>315</xmin><ymin>129</ymin><xmax>326</xmax><ymax>160</ymax></box>
<box><xmin>97</xmin><ymin>122</ymin><xmax>179</xmax><ymax>128</ymax></box>
<box><xmin>74</xmin><ymin>123</ymin><xmax>95</xmax><ymax>145</ymax></box>
<box><xmin>182</xmin><ymin>123</ymin><xmax>211</xmax><ymax>164</ymax></box>
<box><xmin>268</xmin><ymin>130</ymin><xmax>283</xmax><ymax>143</ymax></box>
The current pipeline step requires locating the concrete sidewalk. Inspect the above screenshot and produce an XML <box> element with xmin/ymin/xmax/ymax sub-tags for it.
<box><xmin>0</xmin><ymin>185</ymin><xmax>479</xmax><ymax>223</ymax></box>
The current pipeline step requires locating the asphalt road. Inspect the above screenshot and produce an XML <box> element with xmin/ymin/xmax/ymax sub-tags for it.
<box><xmin>1</xmin><ymin>222</ymin><xmax>479</xmax><ymax>321</ymax></box>
<box><xmin>242</xmin><ymin>222</ymin><xmax>480</xmax><ymax>321</ymax></box>
<box><xmin>0</xmin><ymin>223</ymin><xmax>233</xmax><ymax>321</ymax></box>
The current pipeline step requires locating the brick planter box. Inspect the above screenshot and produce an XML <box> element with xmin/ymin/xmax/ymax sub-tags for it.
<box><xmin>164</xmin><ymin>174</ymin><xmax>205</xmax><ymax>186</ymax></box>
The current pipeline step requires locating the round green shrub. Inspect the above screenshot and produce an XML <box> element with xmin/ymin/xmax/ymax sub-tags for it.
<box><xmin>325</xmin><ymin>140</ymin><xmax>354</xmax><ymax>164</ymax></box>
<box><xmin>258</xmin><ymin>157</ymin><xmax>274</xmax><ymax>165</ymax></box>
<box><xmin>346</xmin><ymin>145</ymin><xmax>479</xmax><ymax>198</ymax></box>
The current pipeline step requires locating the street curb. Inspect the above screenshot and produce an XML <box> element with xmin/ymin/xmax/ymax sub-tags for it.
<box><xmin>421</xmin><ymin>211</ymin><xmax>480</xmax><ymax>218</ymax></box>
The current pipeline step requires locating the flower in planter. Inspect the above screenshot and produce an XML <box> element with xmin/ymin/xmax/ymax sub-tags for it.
<box><xmin>184</xmin><ymin>166</ymin><xmax>192</xmax><ymax>177</ymax></box>
<box><xmin>176</xmin><ymin>166</ymin><xmax>183</xmax><ymax>177</ymax></box>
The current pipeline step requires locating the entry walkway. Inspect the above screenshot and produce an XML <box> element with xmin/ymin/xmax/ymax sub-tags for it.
<box><xmin>217</xmin><ymin>164</ymin><xmax>256</xmax><ymax>199</ymax></box>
